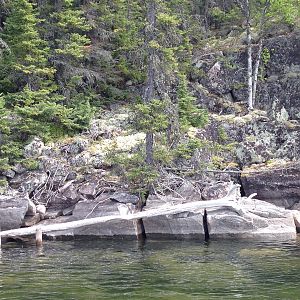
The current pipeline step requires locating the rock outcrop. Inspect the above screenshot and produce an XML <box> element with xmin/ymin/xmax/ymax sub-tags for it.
<box><xmin>0</xmin><ymin>190</ymin><xmax>29</xmax><ymax>231</ymax></box>
<box><xmin>42</xmin><ymin>193</ymin><xmax>137</xmax><ymax>238</ymax></box>
<box><xmin>143</xmin><ymin>195</ymin><xmax>296</xmax><ymax>240</ymax></box>
<box><xmin>241</xmin><ymin>162</ymin><xmax>300</xmax><ymax>209</ymax></box>
<box><xmin>193</xmin><ymin>34</ymin><xmax>300</xmax><ymax>122</ymax></box>
<box><xmin>38</xmin><ymin>189</ymin><xmax>297</xmax><ymax>240</ymax></box>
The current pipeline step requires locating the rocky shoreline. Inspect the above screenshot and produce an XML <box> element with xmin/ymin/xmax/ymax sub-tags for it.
<box><xmin>1</xmin><ymin>178</ymin><xmax>300</xmax><ymax>242</ymax></box>
<box><xmin>1</xmin><ymin>108</ymin><xmax>300</xmax><ymax>242</ymax></box>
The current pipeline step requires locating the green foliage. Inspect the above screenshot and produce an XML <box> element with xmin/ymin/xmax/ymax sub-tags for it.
<box><xmin>269</xmin><ymin>0</ymin><xmax>300</xmax><ymax>25</ymax></box>
<box><xmin>178</xmin><ymin>74</ymin><xmax>208</xmax><ymax>129</ymax></box>
<box><xmin>0</xmin><ymin>158</ymin><xmax>10</xmax><ymax>172</ymax></box>
<box><xmin>51</xmin><ymin>0</ymin><xmax>91</xmax><ymax>59</ymax></box>
<box><xmin>0</xmin><ymin>0</ymin><xmax>94</xmax><ymax>169</ymax></box>
<box><xmin>55</xmin><ymin>33</ymin><xmax>90</xmax><ymax>58</ymax></box>
<box><xmin>21</xmin><ymin>158</ymin><xmax>39</xmax><ymax>170</ymax></box>
<box><xmin>0</xmin><ymin>178</ymin><xmax>8</xmax><ymax>188</ymax></box>
<box><xmin>210</xmin><ymin>6</ymin><xmax>242</xmax><ymax>26</ymax></box>
<box><xmin>133</xmin><ymin>100</ymin><xmax>169</xmax><ymax>132</ymax></box>
<box><xmin>173</xmin><ymin>138</ymin><xmax>203</xmax><ymax>160</ymax></box>
<box><xmin>262</xmin><ymin>47</ymin><xmax>271</xmax><ymax>65</ymax></box>
<box><xmin>218</xmin><ymin>127</ymin><xmax>228</xmax><ymax>142</ymax></box>
<box><xmin>109</xmin><ymin>150</ymin><xmax>159</xmax><ymax>193</ymax></box>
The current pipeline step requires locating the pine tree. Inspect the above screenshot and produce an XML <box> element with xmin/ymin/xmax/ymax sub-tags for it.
<box><xmin>0</xmin><ymin>0</ymin><xmax>93</xmax><ymax>168</ymax></box>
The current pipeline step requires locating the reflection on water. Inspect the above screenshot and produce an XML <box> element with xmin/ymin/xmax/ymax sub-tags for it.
<box><xmin>0</xmin><ymin>237</ymin><xmax>300</xmax><ymax>299</ymax></box>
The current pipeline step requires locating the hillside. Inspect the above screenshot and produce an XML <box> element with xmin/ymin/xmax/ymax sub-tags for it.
<box><xmin>1</xmin><ymin>0</ymin><xmax>300</xmax><ymax>238</ymax></box>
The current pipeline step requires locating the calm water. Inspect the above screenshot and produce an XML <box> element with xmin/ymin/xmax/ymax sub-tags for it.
<box><xmin>0</xmin><ymin>238</ymin><xmax>300</xmax><ymax>300</ymax></box>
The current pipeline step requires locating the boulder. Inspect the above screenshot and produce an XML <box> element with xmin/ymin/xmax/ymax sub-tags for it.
<box><xmin>26</xmin><ymin>199</ymin><xmax>36</xmax><ymax>216</ymax></box>
<box><xmin>40</xmin><ymin>193</ymin><xmax>296</xmax><ymax>240</ymax></box>
<box><xmin>202</xmin><ymin>182</ymin><xmax>233</xmax><ymax>200</ymax></box>
<box><xmin>2</xmin><ymin>169</ymin><xmax>15</xmax><ymax>179</ymax></box>
<box><xmin>9</xmin><ymin>171</ymin><xmax>48</xmax><ymax>194</ymax></box>
<box><xmin>68</xmin><ymin>152</ymin><xmax>91</xmax><ymax>167</ymax></box>
<box><xmin>0</xmin><ymin>191</ymin><xmax>29</xmax><ymax>230</ymax></box>
<box><xmin>61</xmin><ymin>184</ymin><xmax>80</xmax><ymax>201</ymax></box>
<box><xmin>43</xmin><ymin>194</ymin><xmax>136</xmax><ymax>238</ymax></box>
<box><xmin>110</xmin><ymin>192</ymin><xmax>139</xmax><ymax>204</ymax></box>
<box><xmin>71</xmin><ymin>195</ymin><xmax>136</xmax><ymax>236</ymax></box>
<box><xmin>143</xmin><ymin>197</ymin><xmax>204</xmax><ymax>238</ymax></box>
<box><xmin>241</xmin><ymin>162</ymin><xmax>300</xmax><ymax>208</ymax></box>
<box><xmin>78</xmin><ymin>182</ymin><xmax>99</xmax><ymax>199</ymax></box>
<box><xmin>22</xmin><ymin>213</ymin><xmax>41</xmax><ymax>227</ymax></box>
<box><xmin>24</xmin><ymin>137</ymin><xmax>45</xmax><ymax>158</ymax></box>
<box><xmin>47</xmin><ymin>194</ymin><xmax>79</xmax><ymax>210</ymax></box>
<box><xmin>176</xmin><ymin>182</ymin><xmax>201</xmax><ymax>201</ymax></box>
<box><xmin>36</xmin><ymin>204</ymin><xmax>46</xmax><ymax>215</ymax></box>
<box><xmin>60</xmin><ymin>138</ymin><xmax>89</xmax><ymax>155</ymax></box>
<box><xmin>144</xmin><ymin>195</ymin><xmax>296</xmax><ymax>240</ymax></box>
<box><xmin>12</xmin><ymin>163</ymin><xmax>26</xmax><ymax>174</ymax></box>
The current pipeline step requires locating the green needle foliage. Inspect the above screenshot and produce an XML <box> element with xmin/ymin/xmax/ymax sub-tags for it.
<box><xmin>0</xmin><ymin>0</ymin><xmax>93</xmax><ymax>167</ymax></box>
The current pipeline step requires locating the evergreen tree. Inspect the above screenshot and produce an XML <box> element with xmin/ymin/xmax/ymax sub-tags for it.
<box><xmin>0</xmin><ymin>0</ymin><xmax>93</xmax><ymax>168</ymax></box>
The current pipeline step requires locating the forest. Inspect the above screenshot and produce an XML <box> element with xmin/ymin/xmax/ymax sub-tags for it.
<box><xmin>0</xmin><ymin>0</ymin><xmax>299</xmax><ymax>192</ymax></box>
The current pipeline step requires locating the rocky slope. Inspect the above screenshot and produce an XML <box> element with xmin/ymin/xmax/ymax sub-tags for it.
<box><xmin>1</xmin><ymin>31</ymin><xmax>300</xmax><ymax>240</ymax></box>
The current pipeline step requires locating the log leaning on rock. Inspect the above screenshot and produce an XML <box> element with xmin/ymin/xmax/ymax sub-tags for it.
<box><xmin>0</xmin><ymin>194</ymin><xmax>249</xmax><ymax>241</ymax></box>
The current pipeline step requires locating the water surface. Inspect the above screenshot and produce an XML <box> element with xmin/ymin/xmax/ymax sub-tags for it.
<box><xmin>0</xmin><ymin>237</ymin><xmax>300</xmax><ymax>299</ymax></box>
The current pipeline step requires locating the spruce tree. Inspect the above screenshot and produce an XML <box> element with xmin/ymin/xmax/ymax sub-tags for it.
<box><xmin>0</xmin><ymin>0</ymin><xmax>92</xmax><ymax>168</ymax></box>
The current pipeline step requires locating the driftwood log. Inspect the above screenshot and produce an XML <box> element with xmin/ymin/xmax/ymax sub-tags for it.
<box><xmin>0</xmin><ymin>181</ymin><xmax>257</xmax><ymax>247</ymax></box>
<box><xmin>0</xmin><ymin>194</ymin><xmax>255</xmax><ymax>241</ymax></box>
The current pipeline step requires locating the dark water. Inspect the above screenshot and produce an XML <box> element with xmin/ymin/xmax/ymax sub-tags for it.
<box><xmin>0</xmin><ymin>237</ymin><xmax>300</xmax><ymax>300</ymax></box>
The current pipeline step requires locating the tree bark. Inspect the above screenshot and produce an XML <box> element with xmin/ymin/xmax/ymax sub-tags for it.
<box><xmin>252</xmin><ymin>0</ymin><xmax>270</xmax><ymax>107</ymax></box>
<box><xmin>144</xmin><ymin>0</ymin><xmax>156</xmax><ymax>166</ymax></box>
<box><xmin>252</xmin><ymin>39</ymin><xmax>263</xmax><ymax>107</ymax></box>
<box><xmin>245</xmin><ymin>0</ymin><xmax>253</xmax><ymax>110</ymax></box>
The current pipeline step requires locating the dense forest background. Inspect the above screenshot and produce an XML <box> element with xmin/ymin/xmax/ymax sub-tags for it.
<box><xmin>0</xmin><ymin>0</ymin><xmax>299</xmax><ymax>192</ymax></box>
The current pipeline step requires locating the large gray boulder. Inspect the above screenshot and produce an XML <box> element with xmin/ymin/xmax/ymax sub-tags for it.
<box><xmin>43</xmin><ymin>194</ymin><xmax>136</xmax><ymax>238</ymax></box>
<box><xmin>110</xmin><ymin>192</ymin><xmax>139</xmax><ymax>204</ymax></box>
<box><xmin>41</xmin><ymin>192</ymin><xmax>297</xmax><ymax>240</ymax></box>
<box><xmin>144</xmin><ymin>196</ymin><xmax>296</xmax><ymax>240</ymax></box>
<box><xmin>0</xmin><ymin>191</ymin><xmax>29</xmax><ymax>231</ymax></box>
<box><xmin>208</xmin><ymin>198</ymin><xmax>296</xmax><ymax>239</ymax></box>
<box><xmin>143</xmin><ymin>197</ymin><xmax>203</xmax><ymax>238</ymax></box>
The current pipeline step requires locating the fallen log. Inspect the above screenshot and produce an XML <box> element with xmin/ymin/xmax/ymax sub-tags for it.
<box><xmin>0</xmin><ymin>195</ymin><xmax>248</xmax><ymax>239</ymax></box>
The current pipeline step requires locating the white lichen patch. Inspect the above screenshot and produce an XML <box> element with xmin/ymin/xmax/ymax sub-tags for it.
<box><xmin>89</xmin><ymin>132</ymin><xmax>146</xmax><ymax>156</ymax></box>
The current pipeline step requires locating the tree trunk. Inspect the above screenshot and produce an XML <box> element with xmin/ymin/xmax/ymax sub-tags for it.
<box><xmin>252</xmin><ymin>39</ymin><xmax>263</xmax><ymax>107</ymax></box>
<box><xmin>144</xmin><ymin>0</ymin><xmax>156</xmax><ymax>166</ymax></box>
<box><xmin>245</xmin><ymin>0</ymin><xmax>253</xmax><ymax>110</ymax></box>
<box><xmin>146</xmin><ymin>132</ymin><xmax>154</xmax><ymax>165</ymax></box>
<box><xmin>252</xmin><ymin>0</ymin><xmax>270</xmax><ymax>107</ymax></box>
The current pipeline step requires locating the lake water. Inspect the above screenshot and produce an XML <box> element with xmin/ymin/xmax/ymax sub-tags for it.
<box><xmin>0</xmin><ymin>237</ymin><xmax>300</xmax><ymax>299</ymax></box>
